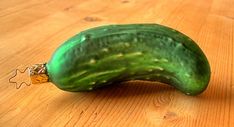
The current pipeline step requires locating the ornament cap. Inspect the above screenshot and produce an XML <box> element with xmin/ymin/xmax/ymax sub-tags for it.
<box><xmin>29</xmin><ymin>63</ymin><xmax>49</xmax><ymax>84</ymax></box>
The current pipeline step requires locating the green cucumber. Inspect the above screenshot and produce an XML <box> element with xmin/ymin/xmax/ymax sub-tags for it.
<box><xmin>46</xmin><ymin>24</ymin><xmax>211</xmax><ymax>95</ymax></box>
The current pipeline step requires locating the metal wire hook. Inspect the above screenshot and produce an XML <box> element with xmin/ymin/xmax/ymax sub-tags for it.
<box><xmin>9</xmin><ymin>67</ymin><xmax>31</xmax><ymax>89</ymax></box>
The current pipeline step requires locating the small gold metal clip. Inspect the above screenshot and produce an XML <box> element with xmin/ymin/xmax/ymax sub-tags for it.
<box><xmin>9</xmin><ymin>63</ymin><xmax>49</xmax><ymax>89</ymax></box>
<box><xmin>29</xmin><ymin>63</ymin><xmax>49</xmax><ymax>84</ymax></box>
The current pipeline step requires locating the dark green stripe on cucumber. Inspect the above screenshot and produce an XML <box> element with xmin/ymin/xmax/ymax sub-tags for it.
<box><xmin>46</xmin><ymin>24</ymin><xmax>211</xmax><ymax>95</ymax></box>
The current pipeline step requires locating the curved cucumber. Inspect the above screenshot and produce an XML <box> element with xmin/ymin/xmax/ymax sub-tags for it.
<box><xmin>46</xmin><ymin>24</ymin><xmax>211</xmax><ymax>95</ymax></box>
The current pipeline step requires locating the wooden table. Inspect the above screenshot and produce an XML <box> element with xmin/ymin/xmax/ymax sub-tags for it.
<box><xmin>0</xmin><ymin>0</ymin><xmax>233</xmax><ymax>126</ymax></box>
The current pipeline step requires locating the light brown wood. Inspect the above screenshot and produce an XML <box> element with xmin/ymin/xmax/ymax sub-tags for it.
<box><xmin>0</xmin><ymin>0</ymin><xmax>233</xmax><ymax>126</ymax></box>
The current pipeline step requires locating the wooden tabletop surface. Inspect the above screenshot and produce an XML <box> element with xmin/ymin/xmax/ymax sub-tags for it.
<box><xmin>0</xmin><ymin>0</ymin><xmax>233</xmax><ymax>126</ymax></box>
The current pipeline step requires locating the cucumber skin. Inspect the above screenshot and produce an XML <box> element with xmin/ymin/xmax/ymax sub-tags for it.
<box><xmin>46</xmin><ymin>24</ymin><xmax>211</xmax><ymax>95</ymax></box>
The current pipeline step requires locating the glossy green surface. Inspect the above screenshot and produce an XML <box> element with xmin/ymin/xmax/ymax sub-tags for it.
<box><xmin>46</xmin><ymin>24</ymin><xmax>211</xmax><ymax>95</ymax></box>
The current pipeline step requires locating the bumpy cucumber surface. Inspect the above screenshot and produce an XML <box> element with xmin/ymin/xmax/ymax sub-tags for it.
<box><xmin>46</xmin><ymin>24</ymin><xmax>211</xmax><ymax>95</ymax></box>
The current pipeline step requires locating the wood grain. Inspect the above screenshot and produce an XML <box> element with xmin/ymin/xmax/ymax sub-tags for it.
<box><xmin>0</xmin><ymin>0</ymin><xmax>233</xmax><ymax>126</ymax></box>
